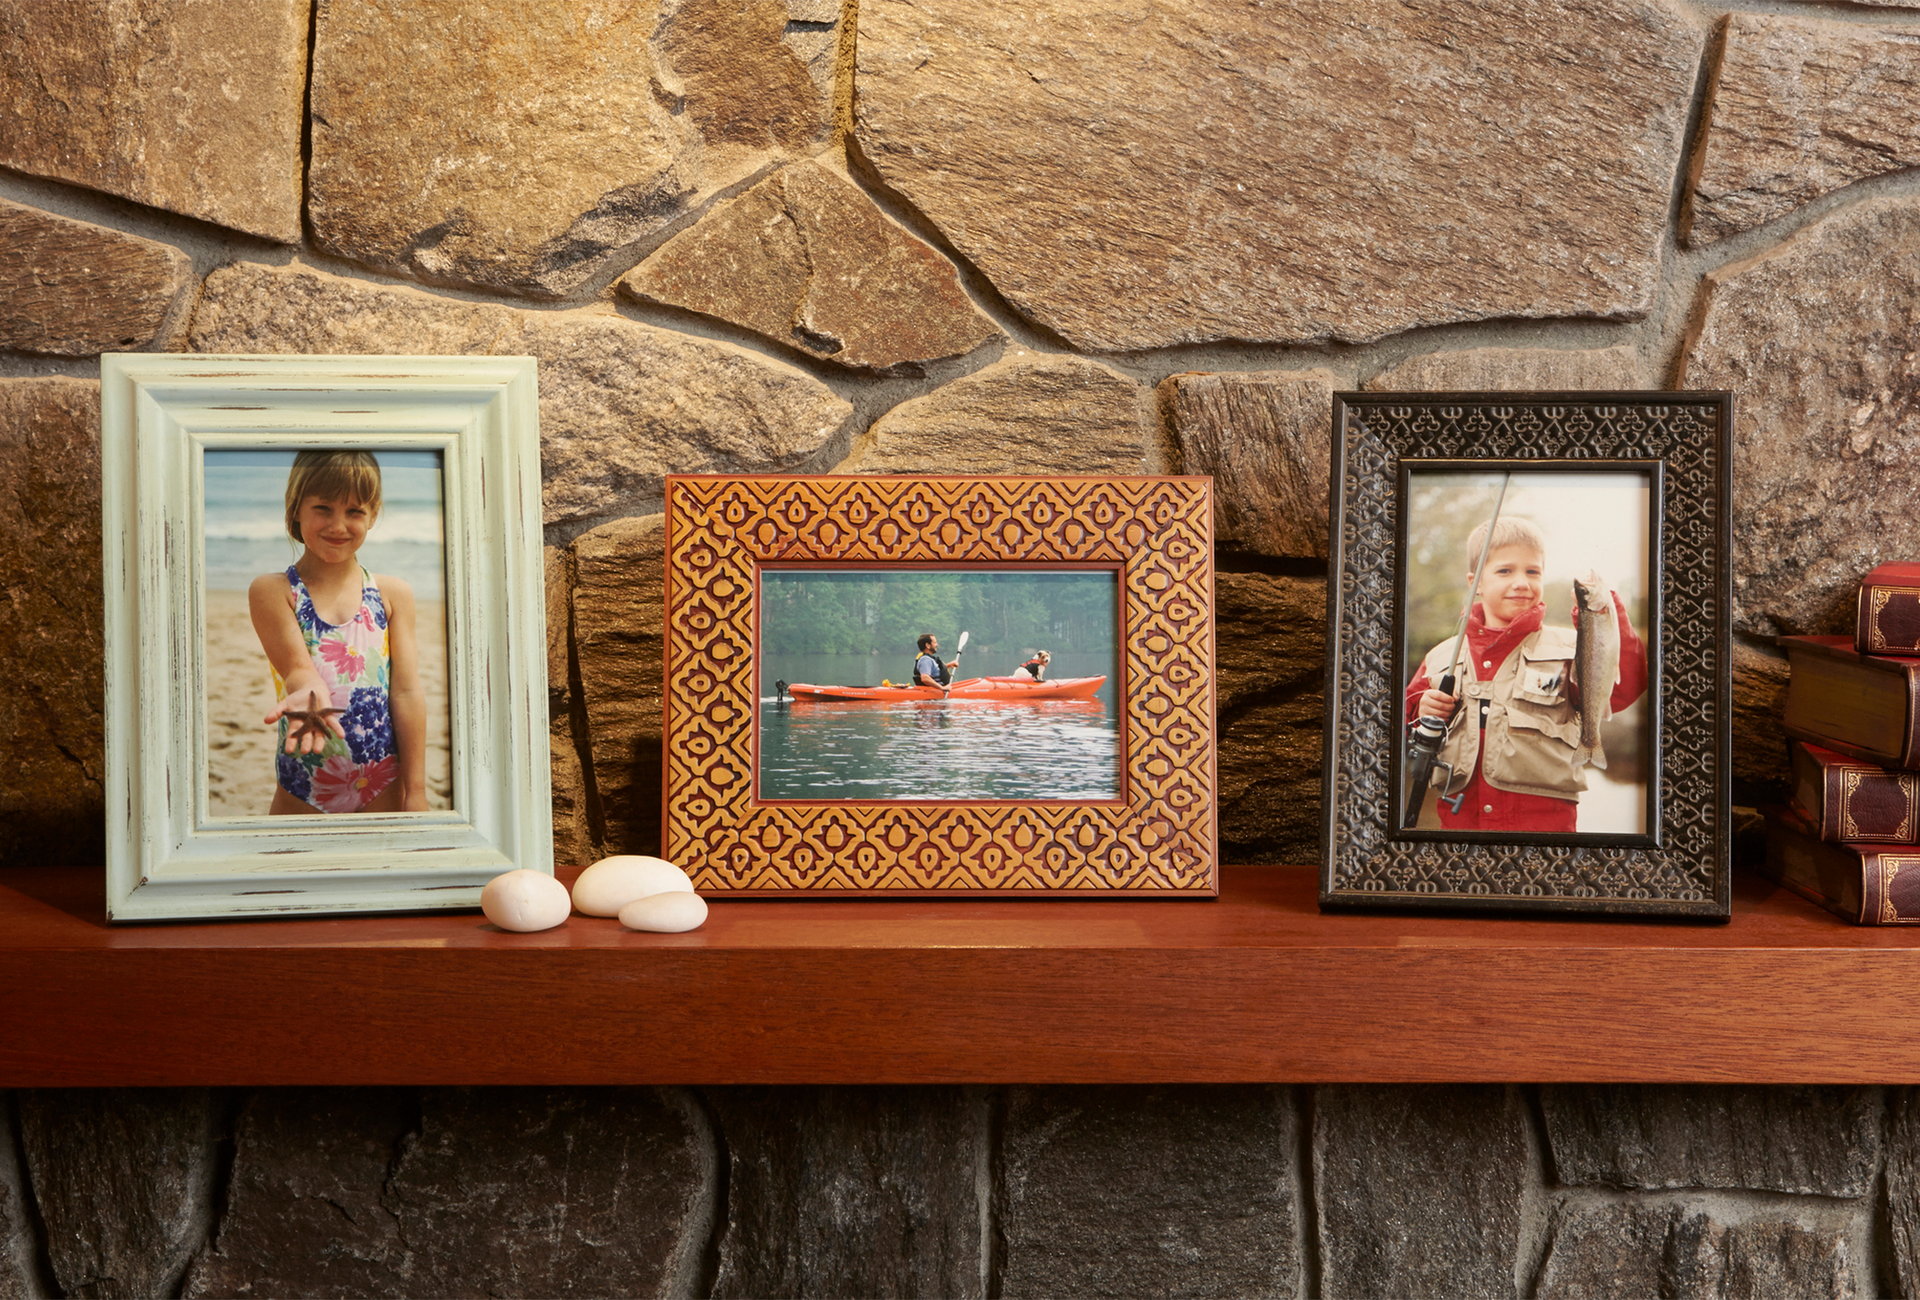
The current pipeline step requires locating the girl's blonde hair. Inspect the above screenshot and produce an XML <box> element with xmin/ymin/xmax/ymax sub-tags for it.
<box><xmin>285</xmin><ymin>450</ymin><xmax>382</xmax><ymax>542</ymax></box>
<box><xmin>1463</xmin><ymin>515</ymin><xmax>1545</xmax><ymax>572</ymax></box>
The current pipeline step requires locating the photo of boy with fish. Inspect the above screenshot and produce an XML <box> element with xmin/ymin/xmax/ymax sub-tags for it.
<box><xmin>1400</xmin><ymin>471</ymin><xmax>1652</xmax><ymax>835</ymax></box>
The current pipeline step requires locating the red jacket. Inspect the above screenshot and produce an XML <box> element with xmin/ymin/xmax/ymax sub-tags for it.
<box><xmin>1403</xmin><ymin>595</ymin><xmax>1648</xmax><ymax>832</ymax></box>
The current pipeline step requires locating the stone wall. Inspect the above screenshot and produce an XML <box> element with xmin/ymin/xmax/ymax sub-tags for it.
<box><xmin>16</xmin><ymin>0</ymin><xmax>1920</xmax><ymax>866</ymax></box>
<box><xmin>4</xmin><ymin>0</ymin><xmax>1920</xmax><ymax>1294</ymax></box>
<box><xmin>1</xmin><ymin>1084</ymin><xmax>1912</xmax><ymax>1297</ymax></box>
<box><xmin>13</xmin><ymin>0</ymin><xmax>1920</xmax><ymax>868</ymax></box>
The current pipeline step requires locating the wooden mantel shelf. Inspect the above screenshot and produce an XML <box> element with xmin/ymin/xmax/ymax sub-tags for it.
<box><xmin>2</xmin><ymin>864</ymin><xmax>1914</xmax><ymax>1086</ymax></box>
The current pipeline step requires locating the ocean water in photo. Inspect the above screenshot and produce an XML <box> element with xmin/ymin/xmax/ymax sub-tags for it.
<box><xmin>202</xmin><ymin>449</ymin><xmax>446</xmax><ymax>598</ymax></box>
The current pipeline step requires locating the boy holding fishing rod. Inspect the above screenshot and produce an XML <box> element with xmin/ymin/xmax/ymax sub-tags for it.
<box><xmin>1403</xmin><ymin>496</ymin><xmax>1648</xmax><ymax>834</ymax></box>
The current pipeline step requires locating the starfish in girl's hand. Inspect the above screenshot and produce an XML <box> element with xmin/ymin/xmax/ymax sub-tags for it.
<box><xmin>284</xmin><ymin>690</ymin><xmax>343</xmax><ymax>752</ymax></box>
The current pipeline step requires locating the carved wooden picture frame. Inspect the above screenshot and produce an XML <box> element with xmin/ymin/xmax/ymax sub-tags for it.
<box><xmin>663</xmin><ymin>475</ymin><xmax>1217</xmax><ymax>896</ymax></box>
<box><xmin>1320</xmin><ymin>392</ymin><xmax>1733</xmax><ymax>918</ymax></box>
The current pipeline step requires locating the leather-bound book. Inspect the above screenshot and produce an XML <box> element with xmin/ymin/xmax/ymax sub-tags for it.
<box><xmin>1790</xmin><ymin>740</ymin><xmax>1920</xmax><ymax>843</ymax></box>
<box><xmin>1760</xmin><ymin>805</ymin><xmax>1920</xmax><ymax>924</ymax></box>
<box><xmin>1780</xmin><ymin>635</ymin><xmax>1920</xmax><ymax>769</ymax></box>
<box><xmin>1857</xmin><ymin>562</ymin><xmax>1920</xmax><ymax>655</ymax></box>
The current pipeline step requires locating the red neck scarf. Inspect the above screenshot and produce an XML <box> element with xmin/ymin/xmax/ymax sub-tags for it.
<box><xmin>1462</xmin><ymin>600</ymin><xmax>1546</xmax><ymax>680</ymax></box>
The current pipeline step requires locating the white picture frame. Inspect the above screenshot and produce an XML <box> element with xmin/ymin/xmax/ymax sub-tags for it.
<box><xmin>102</xmin><ymin>354</ymin><xmax>551</xmax><ymax>921</ymax></box>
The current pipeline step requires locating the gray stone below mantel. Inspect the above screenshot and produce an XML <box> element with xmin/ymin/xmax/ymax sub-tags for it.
<box><xmin>185</xmin><ymin>1087</ymin><xmax>712</xmax><ymax>1299</ymax></box>
<box><xmin>1535</xmin><ymin>1199</ymin><xmax>1860</xmax><ymax>1299</ymax></box>
<box><xmin>1541</xmin><ymin>1084</ymin><xmax>1880</xmax><ymax>1196</ymax></box>
<box><xmin>1000</xmin><ymin>1086</ymin><xmax>1301</xmax><ymax>1299</ymax></box>
<box><xmin>705</xmin><ymin>1086</ymin><xmax>985</xmax><ymax>1299</ymax></box>
<box><xmin>19</xmin><ymin>1088</ymin><xmax>219</xmax><ymax>1300</ymax></box>
<box><xmin>1315</xmin><ymin>1084</ymin><xmax>1530</xmax><ymax>1298</ymax></box>
<box><xmin>0</xmin><ymin>1095</ymin><xmax>42</xmax><ymax>1299</ymax></box>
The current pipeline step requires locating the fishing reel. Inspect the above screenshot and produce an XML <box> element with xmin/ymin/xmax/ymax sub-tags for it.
<box><xmin>1404</xmin><ymin>713</ymin><xmax>1466</xmax><ymax>824</ymax></box>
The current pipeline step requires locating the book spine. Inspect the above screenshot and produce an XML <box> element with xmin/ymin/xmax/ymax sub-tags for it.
<box><xmin>1905</xmin><ymin>666</ymin><xmax>1920</xmax><ymax>770</ymax></box>
<box><xmin>1863</xmin><ymin>849</ymin><xmax>1920</xmax><ymax>924</ymax></box>
<box><xmin>1823</xmin><ymin>764</ymin><xmax>1920</xmax><ymax>843</ymax></box>
<box><xmin>1858</xmin><ymin>582</ymin><xmax>1920</xmax><ymax>655</ymax></box>
<box><xmin>1783</xmin><ymin>723</ymin><xmax>1901</xmax><ymax>771</ymax></box>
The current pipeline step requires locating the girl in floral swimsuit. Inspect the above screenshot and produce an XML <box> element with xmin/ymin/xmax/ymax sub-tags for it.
<box><xmin>248</xmin><ymin>450</ymin><xmax>428</xmax><ymax>814</ymax></box>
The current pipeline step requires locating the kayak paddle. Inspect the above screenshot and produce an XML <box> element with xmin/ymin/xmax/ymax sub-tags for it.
<box><xmin>947</xmin><ymin>630</ymin><xmax>969</xmax><ymax>694</ymax></box>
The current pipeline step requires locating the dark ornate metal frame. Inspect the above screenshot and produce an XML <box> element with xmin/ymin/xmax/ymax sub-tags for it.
<box><xmin>1320</xmin><ymin>392</ymin><xmax>1732</xmax><ymax>918</ymax></box>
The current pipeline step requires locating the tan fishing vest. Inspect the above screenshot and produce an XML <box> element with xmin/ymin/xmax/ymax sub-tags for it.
<box><xmin>1422</xmin><ymin>625</ymin><xmax>1590</xmax><ymax>802</ymax></box>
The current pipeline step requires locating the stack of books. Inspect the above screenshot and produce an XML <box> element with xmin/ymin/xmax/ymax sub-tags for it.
<box><xmin>1762</xmin><ymin>563</ymin><xmax>1920</xmax><ymax>924</ymax></box>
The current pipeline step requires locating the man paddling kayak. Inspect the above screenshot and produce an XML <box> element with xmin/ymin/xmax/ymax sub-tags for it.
<box><xmin>913</xmin><ymin>633</ymin><xmax>959</xmax><ymax>691</ymax></box>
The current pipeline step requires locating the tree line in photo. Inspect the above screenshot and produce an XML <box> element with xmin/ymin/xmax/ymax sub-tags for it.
<box><xmin>760</xmin><ymin>570</ymin><xmax>1117</xmax><ymax>657</ymax></box>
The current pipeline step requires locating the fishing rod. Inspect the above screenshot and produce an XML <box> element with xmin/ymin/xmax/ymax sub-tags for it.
<box><xmin>1402</xmin><ymin>472</ymin><xmax>1512</xmax><ymax>829</ymax></box>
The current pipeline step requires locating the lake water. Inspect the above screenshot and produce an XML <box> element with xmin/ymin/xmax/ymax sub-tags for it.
<box><xmin>758</xmin><ymin>651</ymin><xmax>1121</xmax><ymax>801</ymax></box>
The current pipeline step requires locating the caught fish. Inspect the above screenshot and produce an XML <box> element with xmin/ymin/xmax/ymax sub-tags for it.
<box><xmin>1572</xmin><ymin>571</ymin><xmax>1620</xmax><ymax>771</ymax></box>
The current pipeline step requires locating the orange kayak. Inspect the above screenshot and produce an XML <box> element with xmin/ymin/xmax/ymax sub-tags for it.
<box><xmin>784</xmin><ymin>675</ymin><xmax>1106</xmax><ymax>702</ymax></box>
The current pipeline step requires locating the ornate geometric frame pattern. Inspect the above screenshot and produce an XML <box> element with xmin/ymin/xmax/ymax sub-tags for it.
<box><xmin>1320</xmin><ymin>392</ymin><xmax>1732</xmax><ymax>918</ymax></box>
<box><xmin>664</xmin><ymin>475</ymin><xmax>1217</xmax><ymax>896</ymax></box>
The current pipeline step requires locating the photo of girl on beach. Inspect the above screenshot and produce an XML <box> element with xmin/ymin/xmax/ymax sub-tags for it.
<box><xmin>202</xmin><ymin>448</ymin><xmax>453</xmax><ymax>818</ymax></box>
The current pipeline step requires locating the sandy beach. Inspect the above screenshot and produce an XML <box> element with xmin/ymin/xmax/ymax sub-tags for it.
<box><xmin>203</xmin><ymin>588</ymin><xmax>454</xmax><ymax>817</ymax></box>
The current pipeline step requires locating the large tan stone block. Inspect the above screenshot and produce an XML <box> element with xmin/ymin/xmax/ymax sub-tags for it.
<box><xmin>1684</xmin><ymin>15</ymin><xmax>1920</xmax><ymax>246</ymax></box>
<box><xmin>544</xmin><ymin>545</ymin><xmax>594</xmax><ymax>868</ymax></box>
<box><xmin>0</xmin><ymin>198</ymin><xmax>192</xmax><ymax>356</ymax></box>
<box><xmin>1165</xmin><ymin>370</ymin><xmax>1333</xmax><ymax>560</ymax></box>
<box><xmin>309</xmin><ymin>0</ymin><xmax>832</xmax><ymax>298</ymax></box>
<box><xmin>1214</xmin><ymin>572</ymin><xmax>1327</xmax><ymax>864</ymax></box>
<box><xmin>570</xmin><ymin>515</ymin><xmax>667</xmax><ymax>858</ymax></box>
<box><xmin>840</xmin><ymin>350</ymin><xmax>1164</xmax><ymax>474</ymax></box>
<box><xmin>854</xmin><ymin>0</ymin><xmax>1703</xmax><ymax>350</ymax></box>
<box><xmin>0</xmin><ymin>378</ymin><xmax>103</xmax><ymax>868</ymax></box>
<box><xmin>0</xmin><ymin>0</ymin><xmax>306</xmax><ymax>242</ymax></box>
<box><xmin>1364</xmin><ymin>346</ymin><xmax>1645</xmax><ymax>393</ymax></box>
<box><xmin>1680</xmin><ymin>197</ymin><xmax>1920</xmax><ymax>636</ymax></box>
<box><xmin>1732</xmin><ymin>641</ymin><xmax>1791</xmax><ymax>806</ymax></box>
<box><xmin>188</xmin><ymin>263</ymin><xmax>852</xmax><ymax>527</ymax></box>
<box><xmin>622</xmin><ymin>161</ymin><xmax>999</xmax><ymax>373</ymax></box>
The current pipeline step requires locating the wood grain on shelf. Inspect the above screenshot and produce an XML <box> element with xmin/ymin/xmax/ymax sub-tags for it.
<box><xmin>1</xmin><ymin>865</ymin><xmax>1914</xmax><ymax>1086</ymax></box>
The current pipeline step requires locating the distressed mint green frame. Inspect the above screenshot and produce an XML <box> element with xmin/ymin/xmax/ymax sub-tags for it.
<box><xmin>102</xmin><ymin>355</ymin><xmax>550</xmax><ymax>921</ymax></box>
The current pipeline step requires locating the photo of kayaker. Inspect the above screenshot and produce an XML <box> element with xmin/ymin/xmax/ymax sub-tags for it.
<box><xmin>913</xmin><ymin>633</ymin><xmax>958</xmax><ymax>688</ymax></box>
<box><xmin>1399</xmin><ymin>469</ymin><xmax>1652</xmax><ymax>836</ymax></box>
<box><xmin>758</xmin><ymin>568</ymin><xmax>1121</xmax><ymax>801</ymax></box>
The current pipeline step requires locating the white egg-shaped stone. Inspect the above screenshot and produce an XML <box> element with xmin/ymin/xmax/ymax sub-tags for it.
<box><xmin>572</xmin><ymin>854</ymin><xmax>694</xmax><ymax>917</ymax></box>
<box><xmin>618</xmin><ymin>890</ymin><xmax>709</xmax><ymax>933</ymax></box>
<box><xmin>480</xmin><ymin>869</ymin><xmax>571</xmax><ymax>933</ymax></box>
